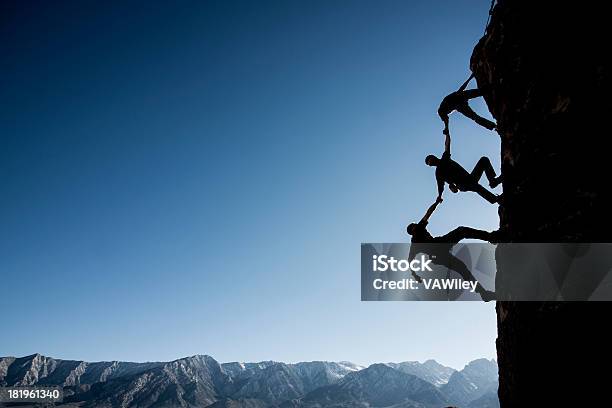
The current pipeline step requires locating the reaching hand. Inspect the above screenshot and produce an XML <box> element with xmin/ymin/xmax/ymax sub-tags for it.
<box><xmin>449</xmin><ymin>184</ymin><xmax>459</xmax><ymax>193</ymax></box>
<box><xmin>436</xmin><ymin>196</ymin><xmax>443</xmax><ymax>204</ymax></box>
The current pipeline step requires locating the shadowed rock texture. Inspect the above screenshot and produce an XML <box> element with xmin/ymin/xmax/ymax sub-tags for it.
<box><xmin>470</xmin><ymin>0</ymin><xmax>610</xmax><ymax>406</ymax></box>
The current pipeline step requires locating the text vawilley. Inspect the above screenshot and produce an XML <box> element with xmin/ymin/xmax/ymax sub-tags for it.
<box><xmin>372</xmin><ymin>278</ymin><xmax>479</xmax><ymax>293</ymax></box>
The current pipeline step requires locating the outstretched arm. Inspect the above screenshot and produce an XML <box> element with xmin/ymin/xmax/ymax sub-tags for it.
<box><xmin>442</xmin><ymin>119</ymin><xmax>449</xmax><ymax>138</ymax></box>
<box><xmin>437</xmin><ymin>133</ymin><xmax>450</xmax><ymax>199</ymax></box>
<box><xmin>457</xmin><ymin>73</ymin><xmax>475</xmax><ymax>92</ymax></box>
<box><xmin>420</xmin><ymin>197</ymin><xmax>442</xmax><ymax>224</ymax></box>
<box><xmin>444</xmin><ymin>129</ymin><xmax>451</xmax><ymax>155</ymax></box>
<box><xmin>437</xmin><ymin>176</ymin><xmax>445</xmax><ymax>199</ymax></box>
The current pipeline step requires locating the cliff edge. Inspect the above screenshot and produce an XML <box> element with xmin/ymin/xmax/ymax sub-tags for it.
<box><xmin>470</xmin><ymin>1</ymin><xmax>610</xmax><ymax>406</ymax></box>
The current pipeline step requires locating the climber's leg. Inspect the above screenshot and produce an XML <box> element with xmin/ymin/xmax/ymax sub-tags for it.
<box><xmin>470</xmin><ymin>157</ymin><xmax>497</xmax><ymax>182</ymax></box>
<box><xmin>471</xmin><ymin>156</ymin><xmax>503</xmax><ymax>188</ymax></box>
<box><xmin>460</xmin><ymin>89</ymin><xmax>484</xmax><ymax>100</ymax></box>
<box><xmin>437</xmin><ymin>226</ymin><xmax>494</xmax><ymax>243</ymax></box>
<box><xmin>441</xmin><ymin>254</ymin><xmax>495</xmax><ymax>301</ymax></box>
<box><xmin>456</xmin><ymin>104</ymin><xmax>497</xmax><ymax>130</ymax></box>
<box><xmin>467</xmin><ymin>183</ymin><xmax>499</xmax><ymax>204</ymax></box>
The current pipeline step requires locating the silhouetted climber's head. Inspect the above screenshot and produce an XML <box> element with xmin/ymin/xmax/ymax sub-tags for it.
<box><xmin>406</xmin><ymin>223</ymin><xmax>418</xmax><ymax>236</ymax></box>
<box><xmin>425</xmin><ymin>155</ymin><xmax>439</xmax><ymax>166</ymax></box>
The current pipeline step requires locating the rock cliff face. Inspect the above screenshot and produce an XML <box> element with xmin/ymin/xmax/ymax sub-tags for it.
<box><xmin>470</xmin><ymin>1</ymin><xmax>610</xmax><ymax>406</ymax></box>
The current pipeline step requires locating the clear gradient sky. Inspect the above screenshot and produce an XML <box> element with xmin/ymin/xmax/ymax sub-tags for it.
<box><xmin>0</xmin><ymin>0</ymin><xmax>500</xmax><ymax>370</ymax></box>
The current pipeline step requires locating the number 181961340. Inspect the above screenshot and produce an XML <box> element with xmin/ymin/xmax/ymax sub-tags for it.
<box><xmin>0</xmin><ymin>386</ymin><xmax>63</xmax><ymax>402</ymax></box>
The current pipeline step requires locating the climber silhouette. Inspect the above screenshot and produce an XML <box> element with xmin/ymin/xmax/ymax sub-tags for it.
<box><xmin>426</xmin><ymin>131</ymin><xmax>502</xmax><ymax>204</ymax></box>
<box><xmin>406</xmin><ymin>197</ymin><xmax>497</xmax><ymax>244</ymax></box>
<box><xmin>406</xmin><ymin>198</ymin><xmax>497</xmax><ymax>301</ymax></box>
<box><xmin>438</xmin><ymin>73</ymin><xmax>496</xmax><ymax>136</ymax></box>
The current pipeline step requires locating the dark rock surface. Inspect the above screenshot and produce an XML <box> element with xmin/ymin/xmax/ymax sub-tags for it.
<box><xmin>470</xmin><ymin>0</ymin><xmax>610</xmax><ymax>406</ymax></box>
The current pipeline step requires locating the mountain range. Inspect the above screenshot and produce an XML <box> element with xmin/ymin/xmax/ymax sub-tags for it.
<box><xmin>0</xmin><ymin>354</ymin><xmax>498</xmax><ymax>407</ymax></box>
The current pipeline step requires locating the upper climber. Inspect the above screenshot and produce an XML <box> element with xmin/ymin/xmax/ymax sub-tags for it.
<box><xmin>438</xmin><ymin>73</ymin><xmax>496</xmax><ymax>136</ymax></box>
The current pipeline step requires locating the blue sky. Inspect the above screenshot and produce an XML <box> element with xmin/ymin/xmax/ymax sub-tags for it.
<box><xmin>0</xmin><ymin>0</ymin><xmax>499</xmax><ymax>370</ymax></box>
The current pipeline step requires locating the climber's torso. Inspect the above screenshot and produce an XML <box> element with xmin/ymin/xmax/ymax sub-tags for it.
<box><xmin>436</xmin><ymin>152</ymin><xmax>473</xmax><ymax>189</ymax></box>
